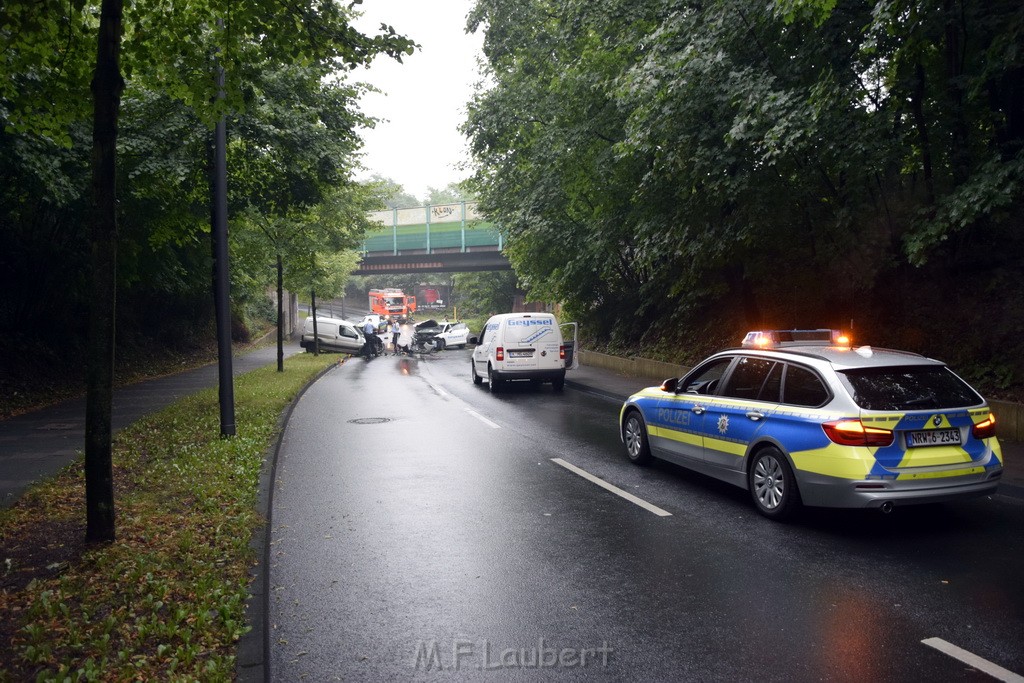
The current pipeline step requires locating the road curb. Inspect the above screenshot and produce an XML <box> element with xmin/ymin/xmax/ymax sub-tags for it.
<box><xmin>237</xmin><ymin>358</ymin><xmax>341</xmax><ymax>683</ymax></box>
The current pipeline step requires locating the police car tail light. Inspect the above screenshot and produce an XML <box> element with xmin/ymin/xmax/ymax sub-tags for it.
<box><xmin>822</xmin><ymin>419</ymin><xmax>894</xmax><ymax>447</ymax></box>
<box><xmin>971</xmin><ymin>413</ymin><xmax>996</xmax><ymax>440</ymax></box>
<box><xmin>496</xmin><ymin>346</ymin><xmax>504</xmax><ymax>361</ymax></box>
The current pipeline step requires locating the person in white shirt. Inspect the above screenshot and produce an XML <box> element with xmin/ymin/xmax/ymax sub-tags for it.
<box><xmin>390</xmin><ymin>319</ymin><xmax>401</xmax><ymax>354</ymax></box>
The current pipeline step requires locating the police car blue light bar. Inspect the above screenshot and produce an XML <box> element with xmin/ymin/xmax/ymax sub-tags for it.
<box><xmin>742</xmin><ymin>329</ymin><xmax>851</xmax><ymax>348</ymax></box>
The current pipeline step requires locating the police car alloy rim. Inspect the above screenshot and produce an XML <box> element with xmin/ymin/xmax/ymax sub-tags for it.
<box><xmin>625</xmin><ymin>417</ymin><xmax>643</xmax><ymax>458</ymax></box>
<box><xmin>752</xmin><ymin>454</ymin><xmax>785</xmax><ymax>510</ymax></box>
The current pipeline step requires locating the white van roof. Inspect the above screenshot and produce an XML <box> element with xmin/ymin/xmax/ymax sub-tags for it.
<box><xmin>488</xmin><ymin>312</ymin><xmax>556</xmax><ymax>321</ymax></box>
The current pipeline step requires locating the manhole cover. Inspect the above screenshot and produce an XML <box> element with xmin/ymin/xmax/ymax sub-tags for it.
<box><xmin>348</xmin><ymin>417</ymin><xmax>392</xmax><ymax>425</ymax></box>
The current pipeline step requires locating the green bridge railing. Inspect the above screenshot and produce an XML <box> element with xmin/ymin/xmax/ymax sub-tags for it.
<box><xmin>361</xmin><ymin>202</ymin><xmax>503</xmax><ymax>255</ymax></box>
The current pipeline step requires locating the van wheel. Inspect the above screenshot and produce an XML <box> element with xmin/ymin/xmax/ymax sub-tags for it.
<box><xmin>471</xmin><ymin>361</ymin><xmax>482</xmax><ymax>385</ymax></box>
<box><xmin>552</xmin><ymin>374</ymin><xmax>565</xmax><ymax>392</ymax></box>
<box><xmin>488</xmin><ymin>365</ymin><xmax>503</xmax><ymax>392</ymax></box>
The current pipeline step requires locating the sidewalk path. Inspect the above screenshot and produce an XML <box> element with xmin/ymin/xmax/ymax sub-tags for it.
<box><xmin>0</xmin><ymin>340</ymin><xmax>303</xmax><ymax>508</ymax></box>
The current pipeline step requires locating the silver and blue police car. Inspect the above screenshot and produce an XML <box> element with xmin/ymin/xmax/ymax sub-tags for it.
<box><xmin>619</xmin><ymin>330</ymin><xmax>1003</xmax><ymax>519</ymax></box>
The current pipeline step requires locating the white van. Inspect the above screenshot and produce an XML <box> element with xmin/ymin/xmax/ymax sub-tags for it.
<box><xmin>300</xmin><ymin>315</ymin><xmax>364</xmax><ymax>354</ymax></box>
<box><xmin>470</xmin><ymin>313</ymin><xmax>578</xmax><ymax>391</ymax></box>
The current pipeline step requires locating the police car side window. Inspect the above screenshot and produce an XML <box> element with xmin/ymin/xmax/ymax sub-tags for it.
<box><xmin>720</xmin><ymin>357</ymin><xmax>777</xmax><ymax>401</ymax></box>
<box><xmin>682</xmin><ymin>358</ymin><xmax>732</xmax><ymax>394</ymax></box>
<box><xmin>758</xmin><ymin>362</ymin><xmax>783</xmax><ymax>402</ymax></box>
<box><xmin>783</xmin><ymin>365</ymin><xmax>829</xmax><ymax>407</ymax></box>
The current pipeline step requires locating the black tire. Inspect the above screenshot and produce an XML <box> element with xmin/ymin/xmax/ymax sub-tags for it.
<box><xmin>748</xmin><ymin>447</ymin><xmax>801</xmax><ymax>520</ymax></box>
<box><xmin>458</xmin><ymin>344</ymin><xmax>466</xmax><ymax>349</ymax></box>
<box><xmin>471</xmin><ymin>360</ymin><xmax>483</xmax><ymax>385</ymax></box>
<box><xmin>622</xmin><ymin>410</ymin><xmax>652</xmax><ymax>465</ymax></box>
<box><xmin>551</xmin><ymin>374</ymin><xmax>565</xmax><ymax>392</ymax></box>
<box><xmin>435</xmin><ymin>338</ymin><xmax>446</xmax><ymax>351</ymax></box>
<box><xmin>487</xmin><ymin>365</ymin><xmax>503</xmax><ymax>392</ymax></box>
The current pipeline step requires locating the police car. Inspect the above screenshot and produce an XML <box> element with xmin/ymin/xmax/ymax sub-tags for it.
<box><xmin>619</xmin><ymin>330</ymin><xmax>1003</xmax><ymax>519</ymax></box>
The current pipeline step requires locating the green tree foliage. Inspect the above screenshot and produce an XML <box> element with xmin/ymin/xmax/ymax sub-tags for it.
<box><xmin>367</xmin><ymin>174</ymin><xmax>423</xmax><ymax>208</ymax></box>
<box><xmin>1</xmin><ymin>1</ymin><xmax>414</xmax><ymax>348</ymax></box>
<box><xmin>453</xmin><ymin>270</ymin><xmax>518</xmax><ymax>318</ymax></box>
<box><xmin>465</xmin><ymin>0</ymin><xmax>1024</xmax><ymax>394</ymax></box>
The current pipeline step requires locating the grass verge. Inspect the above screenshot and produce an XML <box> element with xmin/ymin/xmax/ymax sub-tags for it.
<box><xmin>0</xmin><ymin>353</ymin><xmax>334</xmax><ymax>681</ymax></box>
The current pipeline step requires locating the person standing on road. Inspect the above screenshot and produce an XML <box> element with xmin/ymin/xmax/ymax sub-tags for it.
<box><xmin>391</xmin><ymin>319</ymin><xmax>401</xmax><ymax>354</ymax></box>
<box><xmin>362</xmin><ymin>318</ymin><xmax>378</xmax><ymax>357</ymax></box>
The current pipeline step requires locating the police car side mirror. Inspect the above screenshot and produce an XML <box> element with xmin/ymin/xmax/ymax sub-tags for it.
<box><xmin>659</xmin><ymin>378</ymin><xmax>679</xmax><ymax>393</ymax></box>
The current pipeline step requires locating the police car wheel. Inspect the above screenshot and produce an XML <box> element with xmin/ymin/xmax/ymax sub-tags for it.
<box><xmin>435</xmin><ymin>338</ymin><xmax>446</xmax><ymax>350</ymax></box>
<box><xmin>472</xmin><ymin>361</ymin><xmax>483</xmax><ymax>385</ymax></box>
<box><xmin>748</xmin><ymin>447</ymin><xmax>801</xmax><ymax>520</ymax></box>
<box><xmin>623</xmin><ymin>411</ymin><xmax>652</xmax><ymax>465</ymax></box>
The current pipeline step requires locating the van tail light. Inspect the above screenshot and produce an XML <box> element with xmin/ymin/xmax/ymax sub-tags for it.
<box><xmin>496</xmin><ymin>346</ymin><xmax>504</xmax><ymax>361</ymax></box>
<box><xmin>972</xmin><ymin>413</ymin><xmax>996</xmax><ymax>440</ymax></box>
<box><xmin>559</xmin><ymin>345</ymin><xmax>566</xmax><ymax>360</ymax></box>
<box><xmin>822</xmin><ymin>419</ymin><xmax>894</xmax><ymax>447</ymax></box>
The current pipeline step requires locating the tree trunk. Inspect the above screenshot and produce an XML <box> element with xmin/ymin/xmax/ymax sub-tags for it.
<box><xmin>85</xmin><ymin>0</ymin><xmax>124</xmax><ymax>543</ymax></box>
<box><xmin>277</xmin><ymin>254</ymin><xmax>284</xmax><ymax>372</ymax></box>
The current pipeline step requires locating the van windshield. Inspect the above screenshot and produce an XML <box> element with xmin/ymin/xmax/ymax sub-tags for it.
<box><xmin>505</xmin><ymin>318</ymin><xmax>556</xmax><ymax>345</ymax></box>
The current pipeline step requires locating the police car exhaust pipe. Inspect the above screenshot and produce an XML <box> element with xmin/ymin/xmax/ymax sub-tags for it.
<box><xmin>879</xmin><ymin>501</ymin><xmax>895</xmax><ymax>515</ymax></box>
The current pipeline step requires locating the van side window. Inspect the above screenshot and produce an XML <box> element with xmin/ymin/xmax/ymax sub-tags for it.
<box><xmin>481</xmin><ymin>322</ymin><xmax>498</xmax><ymax>345</ymax></box>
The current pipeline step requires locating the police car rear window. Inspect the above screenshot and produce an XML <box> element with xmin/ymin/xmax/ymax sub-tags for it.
<box><xmin>839</xmin><ymin>366</ymin><xmax>982</xmax><ymax>411</ymax></box>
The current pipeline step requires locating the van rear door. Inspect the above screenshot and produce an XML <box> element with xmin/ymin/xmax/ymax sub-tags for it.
<box><xmin>559</xmin><ymin>322</ymin><xmax>579</xmax><ymax>370</ymax></box>
<box><xmin>503</xmin><ymin>316</ymin><xmax>562</xmax><ymax>371</ymax></box>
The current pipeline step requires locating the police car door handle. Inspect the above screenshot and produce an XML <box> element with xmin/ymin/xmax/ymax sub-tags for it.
<box><xmin>691</xmin><ymin>406</ymin><xmax>705</xmax><ymax>415</ymax></box>
<box><xmin>745</xmin><ymin>411</ymin><xmax>764</xmax><ymax>421</ymax></box>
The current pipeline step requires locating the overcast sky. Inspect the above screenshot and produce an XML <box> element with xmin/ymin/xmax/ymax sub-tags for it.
<box><xmin>351</xmin><ymin>0</ymin><xmax>485</xmax><ymax>203</ymax></box>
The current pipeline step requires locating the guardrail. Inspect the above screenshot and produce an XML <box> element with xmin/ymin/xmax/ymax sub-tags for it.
<box><xmin>579</xmin><ymin>350</ymin><xmax>1024</xmax><ymax>442</ymax></box>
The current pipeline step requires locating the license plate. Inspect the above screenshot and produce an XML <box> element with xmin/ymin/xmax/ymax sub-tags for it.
<box><xmin>508</xmin><ymin>350</ymin><xmax>533</xmax><ymax>358</ymax></box>
<box><xmin>905</xmin><ymin>428</ymin><xmax>962</xmax><ymax>448</ymax></box>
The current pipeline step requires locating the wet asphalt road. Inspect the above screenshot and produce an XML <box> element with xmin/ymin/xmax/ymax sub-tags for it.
<box><xmin>269</xmin><ymin>346</ymin><xmax>1024</xmax><ymax>682</ymax></box>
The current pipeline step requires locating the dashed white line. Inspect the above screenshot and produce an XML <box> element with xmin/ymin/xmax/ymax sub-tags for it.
<box><xmin>922</xmin><ymin>638</ymin><xmax>1024</xmax><ymax>682</ymax></box>
<box><xmin>550</xmin><ymin>458</ymin><xmax>672</xmax><ymax>517</ymax></box>
<box><xmin>465</xmin><ymin>409</ymin><xmax>501</xmax><ymax>429</ymax></box>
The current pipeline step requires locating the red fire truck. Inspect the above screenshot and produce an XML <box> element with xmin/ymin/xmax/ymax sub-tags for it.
<box><xmin>368</xmin><ymin>288</ymin><xmax>417</xmax><ymax>322</ymax></box>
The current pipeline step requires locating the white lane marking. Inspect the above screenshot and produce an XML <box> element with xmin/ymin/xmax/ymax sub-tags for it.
<box><xmin>465</xmin><ymin>409</ymin><xmax>501</xmax><ymax>429</ymax></box>
<box><xmin>922</xmin><ymin>638</ymin><xmax>1024</xmax><ymax>682</ymax></box>
<box><xmin>551</xmin><ymin>458</ymin><xmax>672</xmax><ymax>517</ymax></box>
